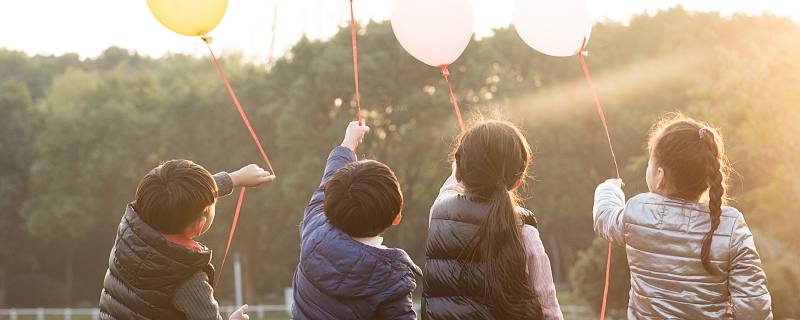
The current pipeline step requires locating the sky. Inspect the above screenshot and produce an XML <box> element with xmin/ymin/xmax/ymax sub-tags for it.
<box><xmin>1</xmin><ymin>0</ymin><xmax>799</xmax><ymax>63</ymax></box>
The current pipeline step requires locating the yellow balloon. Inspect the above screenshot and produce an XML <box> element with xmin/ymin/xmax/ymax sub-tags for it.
<box><xmin>147</xmin><ymin>0</ymin><xmax>228</xmax><ymax>36</ymax></box>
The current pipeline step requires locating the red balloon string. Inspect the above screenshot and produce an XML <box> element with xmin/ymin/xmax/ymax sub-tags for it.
<box><xmin>213</xmin><ymin>187</ymin><xmax>246</xmax><ymax>292</ymax></box>
<box><xmin>349</xmin><ymin>0</ymin><xmax>363</xmax><ymax>126</ymax></box>
<box><xmin>578</xmin><ymin>37</ymin><xmax>618</xmax><ymax>320</ymax></box>
<box><xmin>202</xmin><ymin>37</ymin><xmax>275</xmax><ymax>174</ymax></box>
<box><xmin>441</xmin><ymin>66</ymin><xmax>466</xmax><ymax>133</ymax></box>
<box><xmin>578</xmin><ymin>37</ymin><xmax>619</xmax><ymax>180</ymax></box>
<box><xmin>202</xmin><ymin>37</ymin><xmax>274</xmax><ymax>293</ymax></box>
<box><xmin>600</xmin><ymin>241</ymin><xmax>612</xmax><ymax>320</ymax></box>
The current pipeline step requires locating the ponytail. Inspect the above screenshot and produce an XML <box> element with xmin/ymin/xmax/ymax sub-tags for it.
<box><xmin>486</xmin><ymin>181</ymin><xmax>538</xmax><ymax>317</ymax></box>
<box><xmin>454</xmin><ymin>119</ymin><xmax>541</xmax><ymax>319</ymax></box>
<box><xmin>700</xmin><ymin>129</ymin><xmax>723</xmax><ymax>274</ymax></box>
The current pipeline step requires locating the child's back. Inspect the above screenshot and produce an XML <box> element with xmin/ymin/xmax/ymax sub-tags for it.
<box><xmin>100</xmin><ymin>201</ymin><xmax>218</xmax><ymax>319</ymax></box>
<box><xmin>595</xmin><ymin>186</ymin><xmax>770</xmax><ymax>318</ymax></box>
<box><xmin>100</xmin><ymin>160</ymin><xmax>273</xmax><ymax>320</ymax></box>
<box><xmin>422</xmin><ymin>119</ymin><xmax>563</xmax><ymax>319</ymax></box>
<box><xmin>593</xmin><ymin>114</ymin><xmax>771</xmax><ymax>319</ymax></box>
<box><xmin>292</xmin><ymin>122</ymin><xmax>421</xmax><ymax>320</ymax></box>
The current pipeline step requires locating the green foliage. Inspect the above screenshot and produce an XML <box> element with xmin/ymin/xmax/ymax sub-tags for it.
<box><xmin>0</xmin><ymin>79</ymin><xmax>38</xmax><ymax>307</ymax></box>
<box><xmin>22</xmin><ymin>68</ymin><xmax>161</xmax><ymax>243</ymax></box>
<box><xmin>0</xmin><ymin>8</ymin><xmax>798</xmax><ymax>313</ymax></box>
<box><xmin>569</xmin><ymin>237</ymin><xmax>630</xmax><ymax>313</ymax></box>
<box><xmin>0</xmin><ymin>79</ymin><xmax>36</xmax><ymax>236</ymax></box>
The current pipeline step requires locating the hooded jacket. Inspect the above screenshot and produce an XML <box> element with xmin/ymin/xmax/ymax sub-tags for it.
<box><xmin>292</xmin><ymin>146</ymin><xmax>423</xmax><ymax>320</ymax></box>
<box><xmin>99</xmin><ymin>203</ymin><xmax>215</xmax><ymax>320</ymax></box>
<box><xmin>593</xmin><ymin>180</ymin><xmax>772</xmax><ymax>319</ymax></box>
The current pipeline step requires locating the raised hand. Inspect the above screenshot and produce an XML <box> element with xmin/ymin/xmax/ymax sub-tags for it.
<box><xmin>341</xmin><ymin>121</ymin><xmax>370</xmax><ymax>152</ymax></box>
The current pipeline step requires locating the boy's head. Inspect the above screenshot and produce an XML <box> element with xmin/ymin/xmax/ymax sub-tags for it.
<box><xmin>324</xmin><ymin>160</ymin><xmax>403</xmax><ymax>238</ymax></box>
<box><xmin>134</xmin><ymin>160</ymin><xmax>218</xmax><ymax>235</ymax></box>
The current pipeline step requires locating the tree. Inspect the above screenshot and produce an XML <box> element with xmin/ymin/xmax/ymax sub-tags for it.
<box><xmin>570</xmin><ymin>237</ymin><xmax>631</xmax><ymax>314</ymax></box>
<box><xmin>21</xmin><ymin>68</ymin><xmax>161</xmax><ymax>305</ymax></box>
<box><xmin>0</xmin><ymin>79</ymin><xmax>37</xmax><ymax>308</ymax></box>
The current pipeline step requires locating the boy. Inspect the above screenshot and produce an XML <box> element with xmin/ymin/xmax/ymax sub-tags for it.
<box><xmin>99</xmin><ymin>160</ymin><xmax>275</xmax><ymax>320</ymax></box>
<box><xmin>292</xmin><ymin>121</ymin><xmax>422</xmax><ymax>319</ymax></box>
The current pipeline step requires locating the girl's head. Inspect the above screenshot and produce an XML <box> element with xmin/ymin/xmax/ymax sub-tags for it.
<box><xmin>454</xmin><ymin>119</ymin><xmax>532</xmax><ymax>197</ymax></box>
<box><xmin>647</xmin><ymin>114</ymin><xmax>730</xmax><ymax>202</ymax></box>
<box><xmin>647</xmin><ymin>113</ymin><xmax>730</xmax><ymax>273</ymax></box>
<box><xmin>453</xmin><ymin>118</ymin><xmax>540</xmax><ymax>318</ymax></box>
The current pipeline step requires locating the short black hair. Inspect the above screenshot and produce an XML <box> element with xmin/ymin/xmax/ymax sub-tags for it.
<box><xmin>323</xmin><ymin>160</ymin><xmax>403</xmax><ymax>237</ymax></box>
<box><xmin>134</xmin><ymin>160</ymin><xmax>217</xmax><ymax>234</ymax></box>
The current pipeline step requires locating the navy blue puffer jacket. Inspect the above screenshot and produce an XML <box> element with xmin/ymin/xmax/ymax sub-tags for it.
<box><xmin>291</xmin><ymin>146</ymin><xmax>422</xmax><ymax>320</ymax></box>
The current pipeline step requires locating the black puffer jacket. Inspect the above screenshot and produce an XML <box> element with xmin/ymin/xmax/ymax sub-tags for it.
<box><xmin>99</xmin><ymin>203</ymin><xmax>215</xmax><ymax>320</ymax></box>
<box><xmin>422</xmin><ymin>194</ymin><xmax>542</xmax><ymax>320</ymax></box>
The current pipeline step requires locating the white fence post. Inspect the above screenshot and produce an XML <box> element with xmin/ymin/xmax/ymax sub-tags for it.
<box><xmin>284</xmin><ymin>287</ymin><xmax>293</xmax><ymax>313</ymax></box>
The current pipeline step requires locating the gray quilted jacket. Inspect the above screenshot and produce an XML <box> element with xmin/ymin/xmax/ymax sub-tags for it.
<box><xmin>593</xmin><ymin>180</ymin><xmax>772</xmax><ymax>319</ymax></box>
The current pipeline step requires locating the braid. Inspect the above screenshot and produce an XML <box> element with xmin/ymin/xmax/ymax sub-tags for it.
<box><xmin>700</xmin><ymin>129</ymin><xmax>723</xmax><ymax>274</ymax></box>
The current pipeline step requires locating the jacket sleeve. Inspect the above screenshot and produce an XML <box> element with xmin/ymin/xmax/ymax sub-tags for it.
<box><xmin>522</xmin><ymin>226</ymin><xmax>563</xmax><ymax>320</ymax></box>
<box><xmin>429</xmin><ymin>162</ymin><xmax>464</xmax><ymax>225</ymax></box>
<box><xmin>212</xmin><ymin>172</ymin><xmax>234</xmax><ymax>198</ymax></box>
<box><xmin>374</xmin><ymin>293</ymin><xmax>417</xmax><ymax>320</ymax></box>
<box><xmin>728</xmin><ymin>214</ymin><xmax>773</xmax><ymax>319</ymax></box>
<box><xmin>592</xmin><ymin>180</ymin><xmax>627</xmax><ymax>247</ymax></box>
<box><xmin>300</xmin><ymin>146</ymin><xmax>357</xmax><ymax>231</ymax></box>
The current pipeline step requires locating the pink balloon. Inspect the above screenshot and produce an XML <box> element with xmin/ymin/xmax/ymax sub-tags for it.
<box><xmin>514</xmin><ymin>0</ymin><xmax>592</xmax><ymax>57</ymax></box>
<box><xmin>391</xmin><ymin>0</ymin><xmax>474</xmax><ymax>67</ymax></box>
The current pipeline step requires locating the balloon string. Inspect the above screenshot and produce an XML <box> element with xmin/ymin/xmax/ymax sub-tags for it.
<box><xmin>213</xmin><ymin>187</ymin><xmax>246</xmax><ymax>292</ymax></box>
<box><xmin>579</xmin><ymin>37</ymin><xmax>619</xmax><ymax>180</ymax></box>
<box><xmin>202</xmin><ymin>37</ymin><xmax>275</xmax><ymax>174</ymax></box>
<box><xmin>600</xmin><ymin>241</ymin><xmax>612</xmax><ymax>320</ymax></box>
<box><xmin>578</xmin><ymin>37</ymin><xmax>616</xmax><ymax>320</ymax></box>
<box><xmin>349</xmin><ymin>0</ymin><xmax>363</xmax><ymax>126</ymax></box>
<box><xmin>202</xmin><ymin>37</ymin><xmax>274</xmax><ymax>293</ymax></box>
<box><xmin>441</xmin><ymin>66</ymin><xmax>466</xmax><ymax>133</ymax></box>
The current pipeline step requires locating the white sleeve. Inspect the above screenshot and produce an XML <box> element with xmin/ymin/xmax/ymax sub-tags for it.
<box><xmin>592</xmin><ymin>180</ymin><xmax>627</xmax><ymax>246</ymax></box>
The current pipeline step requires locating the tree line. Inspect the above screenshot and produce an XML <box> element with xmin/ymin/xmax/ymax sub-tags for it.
<box><xmin>0</xmin><ymin>6</ymin><xmax>798</xmax><ymax>318</ymax></box>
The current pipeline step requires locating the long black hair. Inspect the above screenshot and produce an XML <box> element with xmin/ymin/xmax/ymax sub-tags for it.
<box><xmin>454</xmin><ymin>118</ymin><xmax>540</xmax><ymax>318</ymax></box>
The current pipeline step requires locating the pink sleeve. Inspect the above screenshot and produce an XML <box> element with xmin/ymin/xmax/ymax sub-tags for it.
<box><xmin>522</xmin><ymin>225</ymin><xmax>563</xmax><ymax>320</ymax></box>
<box><xmin>430</xmin><ymin>163</ymin><xmax>464</xmax><ymax>224</ymax></box>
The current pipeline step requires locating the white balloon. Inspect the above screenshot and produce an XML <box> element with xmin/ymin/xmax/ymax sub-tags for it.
<box><xmin>391</xmin><ymin>0</ymin><xmax>474</xmax><ymax>67</ymax></box>
<box><xmin>514</xmin><ymin>0</ymin><xmax>592</xmax><ymax>57</ymax></box>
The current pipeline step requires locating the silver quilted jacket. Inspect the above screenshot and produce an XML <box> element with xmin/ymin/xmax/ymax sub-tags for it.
<box><xmin>593</xmin><ymin>180</ymin><xmax>772</xmax><ymax>319</ymax></box>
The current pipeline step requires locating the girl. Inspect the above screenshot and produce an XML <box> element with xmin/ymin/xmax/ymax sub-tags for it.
<box><xmin>593</xmin><ymin>114</ymin><xmax>772</xmax><ymax>319</ymax></box>
<box><xmin>422</xmin><ymin>119</ymin><xmax>562</xmax><ymax>319</ymax></box>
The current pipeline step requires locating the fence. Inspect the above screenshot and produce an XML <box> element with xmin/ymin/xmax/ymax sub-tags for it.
<box><xmin>0</xmin><ymin>305</ymin><xmax>604</xmax><ymax>320</ymax></box>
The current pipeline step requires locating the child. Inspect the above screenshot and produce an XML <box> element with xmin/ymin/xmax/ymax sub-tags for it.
<box><xmin>422</xmin><ymin>119</ymin><xmax>563</xmax><ymax>319</ymax></box>
<box><xmin>99</xmin><ymin>160</ymin><xmax>275</xmax><ymax>320</ymax></box>
<box><xmin>292</xmin><ymin>121</ymin><xmax>422</xmax><ymax>320</ymax></box>
<box><xmin>593</xmin><ymin>114</ymin><xmax>772</xmax><ymax>318</ymax></box>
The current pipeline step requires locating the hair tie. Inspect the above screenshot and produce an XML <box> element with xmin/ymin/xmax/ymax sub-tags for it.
<box><xmin>496</xmin><ymin>180</ymin><xmax>507</xmax><ymax>190</ymax></box>
<box><xmin>699</xmin><ymin>127</ymin><xmax>708</xmax><ymax>139</ymax></box>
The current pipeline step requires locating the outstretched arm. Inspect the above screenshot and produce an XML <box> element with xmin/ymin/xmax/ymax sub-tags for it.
<box><xmin>213</xmin><ymin>164</ymin><xmax>275</xmax><ymax>198</ymax></box>
<box><xmin>592</xmin><ymin>179</ymin><xmax>627</xmax><ymax>246</ymax></box>
<box><xmin>429</xmin><ymin>162</ymin><xmax>465</xmax><ymax>224</ymax></box>
<box><xmin>301</xmin><ymin>121</ymin><xmax>369</xmax><ymax>230</ymax></box>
